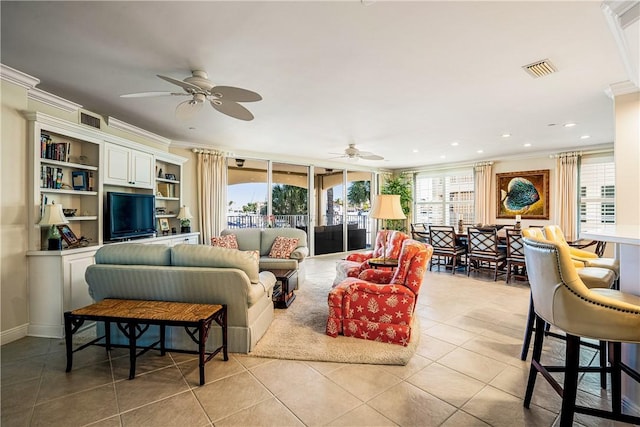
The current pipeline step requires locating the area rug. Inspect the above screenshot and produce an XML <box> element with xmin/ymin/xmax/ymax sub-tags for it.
<box><xmin>247</xmin><ymin>278</ymin><xmax>419</xmax><ymax>365</ymax></box>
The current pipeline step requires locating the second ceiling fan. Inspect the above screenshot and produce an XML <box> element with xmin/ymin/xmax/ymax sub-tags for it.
<box><xmin>121</xmin><ymin>70</ymin><xmax>262</xmax><ymax>121</ymax></box>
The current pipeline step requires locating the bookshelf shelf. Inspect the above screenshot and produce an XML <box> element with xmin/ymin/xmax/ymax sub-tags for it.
<box><xmin>156</xmin><ymin>177</ymin><xmax>180</xmax><ymax>184</ymax></box>
<box><xmin>40</xmin><ymin>158</ymin><xmax>98</xmax><ymax>171</ymax></box>
<box><xmin>40</xmin><ymin>189</ymin><xmax>98</xmax><ymax>196</ymax></box>
<box><xmin>66</xmin><ymin>216</ymin><xmax>98</xmax><ymax>221</ymax></box>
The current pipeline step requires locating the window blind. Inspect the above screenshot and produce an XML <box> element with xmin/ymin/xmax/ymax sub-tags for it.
<box><xmin>579</xmin><ymin>156</ymin><xmax>615</xmax><ymax>229</ymax></box>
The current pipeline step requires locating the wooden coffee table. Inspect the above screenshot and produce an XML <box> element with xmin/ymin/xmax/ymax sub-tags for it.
<box><xmin>266</xmin><ymin>269</ymin><xmax>297</xmax><ymax>308</ymax></box>
<box><xmin>64</xmin><ymin>299</ymin><xmax>228</xmax><ymax>385</ymax></box>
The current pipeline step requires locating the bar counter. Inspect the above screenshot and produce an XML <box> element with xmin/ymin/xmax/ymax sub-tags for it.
<box><xmin>580</xmin><ymin>224</ymin><xmax>640</xmax><ymax>415</ymax></box>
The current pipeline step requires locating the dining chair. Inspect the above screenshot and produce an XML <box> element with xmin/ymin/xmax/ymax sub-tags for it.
<box><xmin>505</xmin><ymin>228</ymin><xmax>527</xmax><ymax>284</ymax></box>
<box><xmin>428</xmin><ymin>225</ymin><xmax>467</xmax><ymax>274</ymax></box>
<box><xmin>522</xmin><ymin>237</ymin><xmax>640</xmax><ymax>426</ymax></box>
<box><xmin>466</xmin><ymin>227</ymin><xmax>506</xmax><ymax>281</ymax></box>
<box><xmin>410</xmin><ymin>223</ymin><xmax>430</xmax><ymax>244</ymax></box>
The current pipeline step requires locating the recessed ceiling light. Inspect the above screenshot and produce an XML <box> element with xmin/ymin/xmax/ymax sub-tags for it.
<box><xmin>524</xmin><ymin>143</ymin><xmax>532</xmax><ymax>147</ymax></box>
<box><xmin>451</xmin><ymin>141</ymin><xmax>459</xmax><ymax>146</ymax></box>
<box><xmin>564</xmin><ymin>123</ymin><xmax>576</xmax><ymax>128</ymax></box>
<box><xmin>412</xmin><ymin>149</ymin><xmax>419</xmax><ymax>153</ymax></box>
<box><xmin>580</xmin><ymin>135</ymin><xmax>591</xmax><ymax>139</ymax></box>
<box><xmin>440</xmin><ymin>155</ymin><xmax>446</xmax><ymax>159</ymax></box>
<box><xmin>501</xmin><ymin>133</ymin><xmax>511</xmax><ymax>138</ymax></box>
<box><xmin>477</xmin><ymin>149</ymin><xmax>484</xmax><ymax>153</ymax></box>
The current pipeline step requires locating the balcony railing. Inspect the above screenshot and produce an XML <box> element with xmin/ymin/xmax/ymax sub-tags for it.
<box><xmin>226</xmin><ymin>214</ymin><xmax>373</xmax><ymax>247</ymax></box>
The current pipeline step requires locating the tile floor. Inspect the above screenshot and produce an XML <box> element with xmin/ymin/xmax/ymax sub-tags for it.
<box><xmin>1</xmin><ymin>255</ymin><xmax>636</xmax><ymax>426</ymax></box>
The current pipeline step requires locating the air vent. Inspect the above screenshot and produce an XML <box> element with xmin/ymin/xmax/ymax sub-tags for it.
<box><xmin>522</xmin><ymin>59</ymin><xmax>557</xmax><ymax>78</ymax></box>
<box><xmin>80</xmin><ymin>112</ymin><xmax>101</xmax><ymax>129</ymax></box>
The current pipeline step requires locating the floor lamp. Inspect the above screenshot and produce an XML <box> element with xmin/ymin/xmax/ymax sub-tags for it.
<box><xmin>370</xmin><ymin>194</ymin><xmax>406</xmax><ymax>262</ymax></box>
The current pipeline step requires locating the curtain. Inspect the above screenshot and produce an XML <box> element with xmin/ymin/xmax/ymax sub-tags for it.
<box><xmin>196</xmin><ymin>150</ymin><xmax>227</xmax><ymax>244</ymax></box>
<box><xmin>473</xmin><ymin>162</ymin><xmax>493</xmax><ymax>225</ymax></box>
<box><xmin>556</xmin><ymin>152</ymin><xmax>580</xmax><ymax>241</ymax></box>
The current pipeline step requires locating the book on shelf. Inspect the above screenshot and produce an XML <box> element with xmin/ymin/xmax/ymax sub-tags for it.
<box><xmin>41</xmin><ymin>133</ymin><xmax>71</xmax><ymax>162</ymax></box>
<box><xmin>41</xmin><ymin>166</ymin><xmax>64</xmax><ymax>189</ymax></box>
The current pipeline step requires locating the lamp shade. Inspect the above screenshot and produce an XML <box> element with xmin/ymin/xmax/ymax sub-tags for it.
<box><xmin>39</xmin><ymin>202</ymin><xmax>69</xmax><ymax>226</ymax></box>
<box><xmin>177</xmin><ymin>206</ymin><xmax>193</xmax><ymax>220</ymax></box>
<box><xmin>370</xmin><ymin>194</ymin><xmax>406</xmax><ymax>220</ymax></box>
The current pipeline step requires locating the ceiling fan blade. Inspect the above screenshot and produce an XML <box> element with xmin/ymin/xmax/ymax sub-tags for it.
<box><xmin>210</xmin><ymin>99</ymin><xmax>255</xmax><ymax>121</ymax></box>
<box><xmin>360</xmin><ymin>154</ymin><xmax>384</xmax><ymax>161</ymax></box>
<box><xmin>211</xmin><ymin>86</ymin><xmax>262</xmax><ymax>102</ymax></box>
<box><xmin>175</xmin><ymin>99</ymin><xmax>204</xmax><ymax>120</ymax></box>
<box><xmin>121</xmin><ymin>91</ymin><xmax>185</xmax><ymax>98</ymax></box>
<box><xmin>157</xmin><ymin>74</ymin><xmax>201</xmax><ymax>92</ymax></box>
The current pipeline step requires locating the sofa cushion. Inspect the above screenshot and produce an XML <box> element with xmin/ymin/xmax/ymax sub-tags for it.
<box><xmin>95</xmin><ymin>243</ymin><xmax>171</xmax><ymax>266</ymax></box>
<box><xmin>268</xmin><ymin>236</ymin><xmax>299</xmax><ymax>259</ymax></box>
<box><xmin>260</xmin><ymin>228</ymin><xmax>307</xmax><ymax>256</ymax></box>
<box><xmin>211</xmin><ymin>234</ymin><xmax>239</xmax><ymax>249</ymax></box>
<box><xmin>171</xmin><ymin>244</ymin><xmax>260</xmax><ymax>284</ymax></box>
<box><xmin>222</xmin><ymin>228</ymin><xmax>261</xmax><ymax>252</ymax></box>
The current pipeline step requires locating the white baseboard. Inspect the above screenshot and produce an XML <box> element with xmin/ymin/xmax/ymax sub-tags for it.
<box><xmin>0</xmin><ymin>323</ymin><xmax>29</xmax><ymax>345</ymax></box>
<box><xmin>27</xmin><ymin>323</ymin><xmax>63</xmax><ymax>339</ymax></box>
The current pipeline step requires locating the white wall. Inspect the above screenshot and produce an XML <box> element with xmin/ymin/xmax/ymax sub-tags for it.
<box><xmin>491</xmin><ymin>157</ymin><xmax>557</xmax><ymax>228</ymax></box>
<box><xmin>614</xmin><ymin>92</ymin><xmax>640</xmax><ymax>226</ymax></box>
<box><xmin>1</xmin><ymin>81</ymin><xmax>30</xmax><ymax>341</ymax></box>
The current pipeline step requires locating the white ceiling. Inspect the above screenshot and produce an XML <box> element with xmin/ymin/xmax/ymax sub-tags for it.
<box><xmin>0</xmin><ymin>1</ymin><xmax>633</xmax><ymax>169</ymax></box>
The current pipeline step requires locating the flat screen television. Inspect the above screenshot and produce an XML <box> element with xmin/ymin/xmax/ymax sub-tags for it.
<box><xmin>105</xmin><ymin>192</ymin><xmax>156</xmax><ymax>241</ymax></box>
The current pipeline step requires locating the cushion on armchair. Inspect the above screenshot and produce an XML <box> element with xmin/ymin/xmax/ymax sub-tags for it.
<box><xmin>327</xmin><ymin>239</ymin><xmax>433</xmax><ymax>346</ymax></box>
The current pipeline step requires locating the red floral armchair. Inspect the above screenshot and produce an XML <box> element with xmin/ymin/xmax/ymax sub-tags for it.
<box><xmin>333</xmin><ymin>230</ymin><xmax>409</xmax><ymax>285</ymax></box>
<box><xmin>327</xmin><ymin>239</ymin><xmax>433</xmax><ymax>346</ymax></box>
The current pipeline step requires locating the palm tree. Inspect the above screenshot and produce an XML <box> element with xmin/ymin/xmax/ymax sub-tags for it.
<box><xmin>348</xmin><ymin>181</ymin><xmax>370</xmax><ymax>209</ymax></box>
<box><xmin>271</xmin><ymin>184</ymin><xmax>308</xmax><ymax>215</ymax></box>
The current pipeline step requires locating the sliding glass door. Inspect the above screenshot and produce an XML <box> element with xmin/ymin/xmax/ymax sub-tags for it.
<box><xmin>227</xmin><ymin>158</ymin><xmax>374</xmax><ymax>256</ymax></box>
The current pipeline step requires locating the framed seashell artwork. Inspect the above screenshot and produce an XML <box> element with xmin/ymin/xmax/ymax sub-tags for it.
<box><xmin>496</xmin><ymin>169</ymin><xmax>549</xmax><ymax>219</ymax></box>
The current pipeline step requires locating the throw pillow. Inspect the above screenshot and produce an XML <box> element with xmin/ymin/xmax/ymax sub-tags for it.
<box><xmin>268</xmin><ymin>236</ymin><xmax>299</xmax><ymax>259</ymax></box>
<box><xmin>211</xmin><ymin>234</ymin><xmax>239</xmax><ymax>249</ymax></box>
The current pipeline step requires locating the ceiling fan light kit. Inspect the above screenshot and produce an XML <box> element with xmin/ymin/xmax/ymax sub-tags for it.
<box><xmin>330</xmin><ymin>143</ymin><xmax>384</xmax><ymax>161</ymax></box>
<box><xmin>121</xmin><ymin>70</ymin><xmax>262</xmax><ymax>121</ymax></box>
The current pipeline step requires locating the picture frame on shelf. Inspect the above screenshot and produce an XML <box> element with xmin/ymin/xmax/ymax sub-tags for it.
<box><xmin>164</xmin><ymin>173</ymin><xmax>177</xmax><ymax>181</ymax></box>
<box><xmin>159</xmin><ymin>218</ymin><xmax>170</xmax><ymax>235</ymax></box>
<box><xmin>71</xmin><ymin>171</ymin><xmax>88</xmax><ymax>191</ymax></box>
<box><xmin>57</xmin><ymin>224</ymin><xmax>79</xmax><ymax>247</ymax></box>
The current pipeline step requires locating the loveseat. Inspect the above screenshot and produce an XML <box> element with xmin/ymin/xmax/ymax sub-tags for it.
<box><xmin>85</xmin><ymin>243</ymin><xmax>277</xmax><ymax>353</ymax></box>
<box><xmin>220</xmin><ymin>227</ymin><xmax>308</xmax><ymax>287</ymax></box>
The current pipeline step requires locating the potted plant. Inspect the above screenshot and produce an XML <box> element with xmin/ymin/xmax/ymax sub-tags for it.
<box><xmin>177</xmin><ymin>206</ymin><xmax>193</xmax><ymax>233</ymax></box>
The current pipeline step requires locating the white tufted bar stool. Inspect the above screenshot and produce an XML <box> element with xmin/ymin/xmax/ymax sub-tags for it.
<box><xmin>519</xmin><ymin>227</ymin><xmax>616</xmax><ymax>384</ymax></box>
<box><xmin>522</xmin><ymin>237</ymin><xmax>640</xmax><ymax>426</ymax></box>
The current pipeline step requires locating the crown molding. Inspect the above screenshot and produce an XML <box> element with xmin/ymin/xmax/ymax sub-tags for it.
<box><xmin>27</xmin><ymin>87</ymin><xmax>82</xmax><ymax>113</ymax></box>
<box><xmin>106</xmin><ymin>116</ymin><xmax>171</xmax><ymax>147</ymax></box>
<box><xmin>606</xmin><ymin>80</ymin><xmax>640</xmax><ymax>97</ymax></box>
<box><xmin>0</xmin><ymin>63</ymin><xmax>39</xmax><ymax>89</ymax></box>
<box><xmin>602</xmin><ymin>2</ymin><xmax>640</xmax><ymax>88</ymax></box>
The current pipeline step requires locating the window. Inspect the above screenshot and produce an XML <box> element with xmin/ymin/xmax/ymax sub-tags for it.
<box><xmin>414</xmin><ymin>169</ymin><xmax>474</xmax><ymax>226</ymax></box>
<box><xmin>579</xmin><ymin>154</ymin><xmax>615</xmax><ymax>230</ymax></box>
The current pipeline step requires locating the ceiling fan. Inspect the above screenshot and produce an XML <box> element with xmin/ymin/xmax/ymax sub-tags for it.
<box><xmin>330</xmin><ymin>144</ymin><xmax>384</xmax><ymax>161</ymax></box>
<box><xmin>121</xmin><ymin>70</ymin><xmax>262</xmax><ymax>121</ymax></box>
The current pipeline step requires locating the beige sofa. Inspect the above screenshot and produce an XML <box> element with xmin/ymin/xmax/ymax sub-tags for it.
<box><xmin>220</xmin><ymin>227</ymin><xmax>308</xmax><ymax>287</ymax></box>
<box><xmin>85</xmin><ymin>243</ymin><xmax>276</xmax><ymax>353</ymax></box>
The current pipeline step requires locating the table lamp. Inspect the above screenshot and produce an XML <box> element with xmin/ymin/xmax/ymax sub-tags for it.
<box><xmin>370</xmin><ymin>194</ymin><xmax>406</xmax><ymax>261</ymax></box>
<box><xmin>177</xmin><ymin>205</ymin><xmax>193</xmax><ymax>233</ymax></box>
<box><xmin>39</xmin><ymin>201</ymin><xmax>69</xmax><ymax>250</ymax></box>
